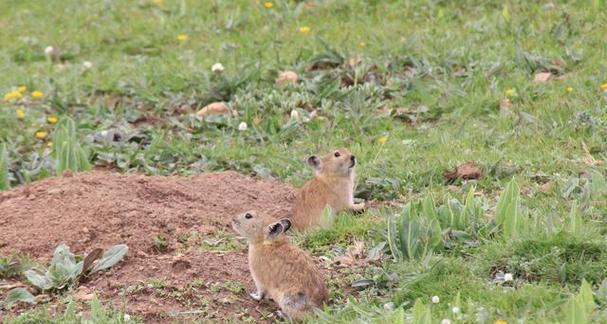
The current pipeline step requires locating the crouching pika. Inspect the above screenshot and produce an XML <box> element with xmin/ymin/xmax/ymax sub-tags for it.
<box><xmin>231</xmin><ymin>211</ymin><xmax>328</xmax><ymax>321</ymax></box>
<box><xmin>291</xmin><ymin>148</ymin><xmax>365</xmax><ymax>230</ymax></box>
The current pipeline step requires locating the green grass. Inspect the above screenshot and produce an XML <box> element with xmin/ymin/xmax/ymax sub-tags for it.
<box><xmin>1</xmin><ymin>0</ymin><xmax>607</xmax><ymax>322</ymax></box>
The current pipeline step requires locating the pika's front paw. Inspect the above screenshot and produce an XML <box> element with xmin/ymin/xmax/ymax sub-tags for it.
<box><xmin>250</xmin><ymin>291</ymin><xmax>265</xmax><ymax>301</ymax></box>
<box><xmin>352</xmin><ymin>202</ymin><xmax>366</xmax><ymax>212</ymax></box>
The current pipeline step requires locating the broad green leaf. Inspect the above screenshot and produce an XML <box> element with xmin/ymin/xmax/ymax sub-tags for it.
<box><xmin>495</xmin><ymin>179</ymin><xmax>524</xmax><ymax>239</ymax></box>
<box><xmin>2</xmin><ymin>288</ymin><xmax>36</xmax><ymax>309</ymax></box>
<box><xmin>411</xmin><ymin>299</ymin><xmax>432</xmax><ymax>324</ymax></box>
<box><xmin>24</xmin><ymin>269</ymin><xmax>53</xmax><ymax>290</ymax></box>
<box><xmin>91</xmin><ymin>244</ymin><xmax>129</xmax><ymax>273</ymax></box>
<box><xmin>0</xmin><ymin>143</ymin><xmax>9</xmax><ymax>190</ymax></box>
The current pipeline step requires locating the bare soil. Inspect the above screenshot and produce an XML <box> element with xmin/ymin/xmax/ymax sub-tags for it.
<box><xmin>0</xmin><ymin>171</ymin><xmax>298</xmax><ymax>322</ymax></box>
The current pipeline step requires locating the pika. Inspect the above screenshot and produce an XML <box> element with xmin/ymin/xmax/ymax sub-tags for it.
<box><xmin>291</xmin><ymin>148</ymin><xmax>364</xmax><ymax>230</ymax></box>
<box><xmin>232</xmin><ymin>211</ymin><xmax>328</xmax><ymax>321</ymax></box>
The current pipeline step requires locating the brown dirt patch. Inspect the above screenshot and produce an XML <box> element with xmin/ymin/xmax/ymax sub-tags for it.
<box><xmin>0</xmin><ymin>171</ymin><xmax>297</xmax><ymax>322</ymax></box>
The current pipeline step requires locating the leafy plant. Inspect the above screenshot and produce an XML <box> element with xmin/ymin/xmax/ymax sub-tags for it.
<box><xmin>23</xmin><ymin>242</ymin><xmax>127</xmax><ymax>292</ymax></box>
<box><xmin>0</xmin><ymin>288</ymin><xmax>36</xmax><ymax>309</ymax></box>
<box><xmin>495</xmin><ymin>178</ymin><xmax>526</xmax><ymax>239</ymax></box>
<box><xmin>52</xmin><ymin>117</ymin><xmax>91</xmax><ymax>176</ymax></box>
<box><xmin>0</xmin><ymin>143</ymin><xmax>9</xmax><ymax>190</ymax></box>
<box><xmin>387</xmin><ymin>197</ymin><xmax>443</xmax><ymax>261</ymax></box>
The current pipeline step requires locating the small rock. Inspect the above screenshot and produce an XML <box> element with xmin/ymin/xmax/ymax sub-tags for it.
<box><xmin>196</xmin><ymin>102</ymin><xmax>231</xmax><ymax>117</ymax></box>
<box><xmin>534</xmin><ymin>72</ymin><xmax>552</xmax><ymax>83</ymax></box>
<box><xmin>275</xmin><ymin>71</ymin><xmax>299</xmax><ymax>85</ymax></box>
<box><xmin>74</xmin><ymin>287</ymin><xmax>94</xmax><ymax>302</ymax></box>
<box><xmin>443</xmin><ymin>162</ymin><xmax>482</xmax><ymax>182</ymax></box>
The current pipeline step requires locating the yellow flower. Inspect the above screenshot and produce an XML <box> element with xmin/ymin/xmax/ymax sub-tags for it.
<box><xmin>378</xmin><ymin>136</ymin><xmax>388</xmax><ymax>145</ymax></box>
<box><xmin>177</xmin><ymin>34</ymin><xmax>189</xmax><ymax>42</ymax></box>
<box><xmin>47</xmin><ymin>115</ymin><xmax>59</xmax><ymax>124</ymax></box>
<box><xmin>152</xmin><ymin>0</ymin><xmax>163</xmax><ymax>5</ymax></box>
<box><xmin>16</xmin><ymin>108</ymin><xmax>26</xmax><ymax>119</ymax></box>
<box><xmin>359</xmin><ymin>42</ymin><xmax>367</xmax><ymax>47</ymax></box>
<box><xmin>35</xmin><ymin>130</ymin><xmax>47</xmax><ymax>139</ymax></box>
<box><xmin>18</xmin><ymin>86</ymin><xmax>27</xmax><ymax>93</ymax></box>
<box><xmin>263</xmin><ymin>2</ymin><xmax>273</xmax><ymax>8</ymax></box>
<box><xmin>47</xmin><ymin>141</ymin><xmax>53</xmax><ymax>147</ymax></box>
<box><xmin>4</xmin><ymin>90</ymin><xmax>23</xmax><ymax>101</ymax></box>
<box><xmin>566</xmin><ymin>86</ymin><xmax>573</xmax><ymax>93</ymax></box>
<box><xmin>493</xmin><ymin>320</ymin><xmax>508</xmax><ymax>324</ymax></box>
<box><xmin>504</xmin><ymin>88</ymin><xmax>517</xmax><ymax>97</ymax></box>
<box><xmin>600</xmin><ymin>83</ymin><xmax>607</xmax><ymax>90</ymax></box>
<box><xmin>31</xmin><ymin>90</ymin><xmax>44</xmax><ymax>99</ymax></box>
<box><xmin>299</xmin><ymin>26</ymin><xmax>311</xmax><ymax>34</ymax></box>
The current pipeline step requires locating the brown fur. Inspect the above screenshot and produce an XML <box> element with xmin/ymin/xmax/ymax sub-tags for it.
<box><xmin>291</xmin><ymin>148</ymin><xmax>364</xmax><ymax>230</ymax></box>
<box><xmin>232</xmin><ymin>211</ymin><xmax>328</xmax><ymax>321</ymax></box>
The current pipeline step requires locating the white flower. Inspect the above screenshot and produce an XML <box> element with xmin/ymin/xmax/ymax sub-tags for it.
<box><xmin>441</xmin><ymin>319</ymin><xmax>452</xmax><ymax>324</ymax></box>
<box><xmin>383</xmin><ymin>302</ymin><xmax>394</xmax><ymax>311</ymax></box>
<box><xmin>44</xmin><ymin>46</ymin><xmax>54</xmax><ymax>55</ymax></box>
<box><xmin>290</xmin><ymin>109</ymin><xmax>299</xmax><ymax>120</ymax></box>
<box><xmin>504</xmin><ymin>273</ymin><xmax>513</xmax><ymax>282</ymax></box>
<box><xmin>238</xmin><ymin>122</ymin><xmax>247</xmax><ymax>131</ymax></box>
<box><xmin>211</xmin><ymin>63</ymin><xmax>224</xmax><ymax>73</ymax></box>
<box><xmin>83</xmin><ymin>61</ymin><xmax>93</xmax><ymax>69</ymax></box>
<box><xmin>123</xmin><ymin>314</ymin><xmax>131</xmax><ymax>321</ymax></box>
<box><xmin>431</xmin><ymin>296</ymin><xmax>440</xmax><ymax>304</ymax></box>
<box><xmin>452</xmin><ymin>307</ymin><xmax>461</xmax><ymax>314</ymax></box>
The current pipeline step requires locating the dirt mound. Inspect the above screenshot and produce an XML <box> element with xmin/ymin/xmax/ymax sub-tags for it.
<box><xmin>0</xmin><ymin>171</ymin><xmax>296</xmax><ymax>322</ymax></box>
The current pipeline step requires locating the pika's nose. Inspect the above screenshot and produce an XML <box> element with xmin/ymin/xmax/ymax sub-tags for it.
<box><xmin>351</xmin><ymin>155</ymin><xmax>356</xmax><ymax>162</ymax></box>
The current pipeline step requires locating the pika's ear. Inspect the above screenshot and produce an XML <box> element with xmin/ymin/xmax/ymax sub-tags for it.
<box><xmin>267</xmin><ymin>222</ymin><xmax>284</xmax><ymax>240</ymax></box>
<box><xmin>307</xmin><ymin>155</ymin><xmax>321</xmax><ymax>170</ymax></box>
<box><xmin>279</xmin><ymin>218</ymin><xmax>292</xmax><ymax>233</ymax></box>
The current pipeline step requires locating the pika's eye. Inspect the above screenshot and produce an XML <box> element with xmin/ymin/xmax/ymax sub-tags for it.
<box><xmin>245</xmin><ymin>213</ymin><xmax>253</xmax><ymax>219</ymax></box>
<box><xmin>334</xmin><ymin>151</ymin><xmax>341</xmax><ymax>157</ymax></box>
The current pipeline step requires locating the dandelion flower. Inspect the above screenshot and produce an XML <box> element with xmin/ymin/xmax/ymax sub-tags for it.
<box><xmin>299</xmin><ymin>26</ymin><xmax>311</xmax><ymax>34</ymax></box>
<box><xmin>47</xmin><ymin>115</ymin><xmax>59</xmax><ymax>125</ymax></box>
<box><xmin>504</xmin><ymin>273</ymin><xmax>513</xmax><ymax>282</ymax></box>
<box><xmin>504</xmin><ymin>88</ymin><xmax>517</xmax><ymax>97</ymax></box>
<box><xmin>35</xmin><ymin>130</ymin><xmax>47</xmax><ymax>139</ymax></box>
<box><xmin>177</xmin><ymin>34</ymin><xmax>189</xmax><ymax>42</ymax></box>
<box><xmin>211</xmin><ymin>62</ymin><xmax>224</xmax><ymax>73</ymax></box>
<box><xmin>263</xmin><ymin>2</ymin><xmax>273</xmax><ymax>9</ymax></box>
<box><xmin>431</xmin><ymin>296</ymin><xmax>440</xmax><ymax>304</ymax></box>
<box><xmin>83</xmin><ymin>61</ymin><xmax>93</xmax><ymax>69</ymax></box>
<box><xmin>601</xmin><ymin>83</ymin><xmax>607</xmax><ymax>90</ymax></box>
<box><xmin>452</xmin><ymin>307</ymin><xmax>461</xmax><ymax>314</ymax></box>
<box><xmin>44</xmin><ymin>46</ymin><xmax>54</xmax><ymax>55</ymax></box>
<box><xmin>378</xmin><ymin>136</ymin><xmax>388</xmax><ymax>145</ymax></box>
<box><xmin>17</xmin><ymin>86</ymin><xmax>27</xmax><ymax>93</ymax></box>
<box><xmin>566</xmin><ymin>86</ymin><xmax>573</xmax><ymax>93</ymax></box>
<box><xmin>16</xmin><ymin>108</ymin><xmax>26</xmax><ymax>119</ymax></box>
<box><xmin>4</xmin><ymin>90</ymin><xmax>23</xmax><ymax>101</ymax></box>
<box><xmin>238</xmin><ymin>122</ymin><xmax>248</xmax><ymax>131</ymax></box>
<box><xmin>494</xmin><ymin>320</ymin><xmax>508</xmax><ymax>324</ymax></box>
<box><xmin>31</xmin><ymin>91</ymin><xmax>44</xmax><ymax>99</ymax></box>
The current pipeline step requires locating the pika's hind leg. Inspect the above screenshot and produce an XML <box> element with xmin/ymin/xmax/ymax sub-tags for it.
<box><xmin>278</xmin><ymin>292</ymin><xmax>312</xmax><ymax>321</ymax></box>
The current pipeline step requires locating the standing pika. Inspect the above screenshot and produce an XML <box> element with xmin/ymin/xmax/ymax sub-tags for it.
<box><xmin>291</xmin><ymin>148</ymin><xmax>365</xmax><ymax>230</ymax></box>
<box><xmin>232</xmin><ymin>211</ymin><xmax>328</xmax><ymax>321</ymax></box>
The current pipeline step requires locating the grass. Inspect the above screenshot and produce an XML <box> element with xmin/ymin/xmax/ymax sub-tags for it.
<box><xmin>1</xmin><ymin>0</ymin><xmax>607</xmax><ymax>322</ymax></box>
